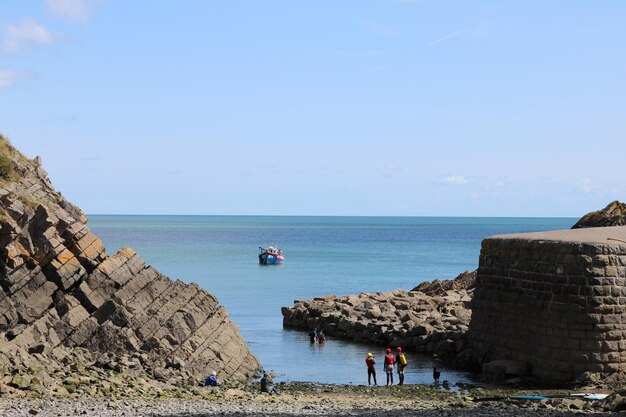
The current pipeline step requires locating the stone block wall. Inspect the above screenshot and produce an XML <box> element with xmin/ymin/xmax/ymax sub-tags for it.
<box><xmin>469</xmin><ymin>226</ymin><xmax>626</xmax><ymax>383</ymax></box>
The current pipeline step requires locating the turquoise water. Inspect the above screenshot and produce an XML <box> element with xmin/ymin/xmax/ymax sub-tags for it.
<box><xmin>88</xmin><ymin>215</ymin><xmax>575</xmax><ymax>385</ymax></box>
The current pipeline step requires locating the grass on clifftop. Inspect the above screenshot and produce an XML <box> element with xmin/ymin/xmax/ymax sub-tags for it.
<box><xmin>0</xmin><ymin>153</ymin><xmax>14</xmax><ymax>181</ymax></box>
<box><xmin>0</xmin><ymin>134</ymin><xmax>27</xmax><ymax>183</ymax></box>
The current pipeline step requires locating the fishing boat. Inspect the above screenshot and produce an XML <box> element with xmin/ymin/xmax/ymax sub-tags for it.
<box><xmin>258</xmin><ymin>245</ymin><xmax>284</xmax><ymax>265</ymax></box>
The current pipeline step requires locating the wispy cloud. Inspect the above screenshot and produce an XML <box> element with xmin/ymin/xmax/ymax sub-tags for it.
<box><xmin>361</xmin><ymin>18</ymin><xmax>398</xmax><ymax>37</ymax></box>
<box><xmin>45</xmin><ymin>0</ymin><xmax>104</xmax><ymax>23</ymax></box>
<box><xmin>580</xmin><ymin>178</ymin><xmax>593</xmax><ymax>193</ymax></box>
<box><xmin>442</xmin><ymin>175</ymin><xmax>471</xmax><ymax>185</ymax></box>
<box><xmin>380</xmin><ymin>163</ymin><xmax>405</xmax><ymax>178</ymax></box>
<box><xmin>3</xmin><ymin>18</ymin><xmax>57</xmax><ymax>53</ymax></box>
<box><xmin>0</xmin><ymin>69</ymin><xmax>20</xmax><ymax>89</ymax></box>
<box><xmin>427</xmin><ymin>29</ymin><xmax>464</xmax><ymax>47</ymax></box>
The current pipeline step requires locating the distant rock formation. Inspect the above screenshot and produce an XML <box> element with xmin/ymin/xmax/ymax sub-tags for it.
<box><xmin>412</xmin><ymin>270</ymin><xmax>476</xmax><ymax>296</ymax></box>
<box><xmin>572</xmin><ymin>200</ymin><xmax>626</xmax><ymax>229</ymax></box>
<box><xmin>281</xmin><ymin>271</ymin><xmax>474</xmax><ymax>362</ymax></box>
<box><xmin>0</xmin><ymin>136</ymin><xmax>260</xmax><ymax>396</ymax></box>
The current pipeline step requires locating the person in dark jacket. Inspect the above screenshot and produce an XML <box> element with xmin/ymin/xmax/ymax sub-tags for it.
<box><xmin>433</xmin><ymin>367</ymin><xmax>441</xmax><ymax>385</ymax></box>
<box><xmin>261</xmin><ymin>372</ymin><xmax>278</xmax><ymax>394</ymax></box>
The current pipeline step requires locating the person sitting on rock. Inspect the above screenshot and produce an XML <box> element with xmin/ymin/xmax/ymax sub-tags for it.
<box><xmin>384</xmin><ymin>348</ymin><xmax>395</xmax><ymax>386</ymax></box>
<box><xmin>205</xmin><ymin>370</ymin><xmax>218</xmax><ymax>387</ymax></box>
<box><xmin>261</xmin><ymin>372</ymin><xmax>278</xmax><ymax>394</ymax></box>
<box><xmin>365</xmin><ymin>352</ymin><xmax>377</xmax><ymax>386</ymax></box>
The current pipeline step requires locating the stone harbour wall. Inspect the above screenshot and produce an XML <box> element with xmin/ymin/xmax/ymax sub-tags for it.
<box><xmin>469</xmin><ymin>226</ymin><xmax>626</xmax><ymax>383</ymax></box>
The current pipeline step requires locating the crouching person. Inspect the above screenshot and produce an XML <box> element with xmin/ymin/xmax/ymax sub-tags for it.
<box><xmin>205</xmin><ymin>370</ymin><xmax>218</xmax><ymax>387</ymax></box>
<box><xmin>261</xmin><ymin>372</ymin><xmax>278</xmax><ymax>394</ymax></box>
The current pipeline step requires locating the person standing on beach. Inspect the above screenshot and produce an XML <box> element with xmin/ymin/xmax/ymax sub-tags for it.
<box><xmin>365</xmin><ymin>352</ymin><xmax>377</xmax><ymax>385</ymax></box>
<box><xmin>433</xmin><ymin>367</ymin><xmax>441</xmax><ymax>385</ymax></box>
<box><xmin>309</xmin><ymin>328</ymin><xmax>318</xmax><ymax>343</ymax></box>
<box><xmin>384</xmin><ymin>348</ymin><xmax>395</xmax><ymax>386</ymax></box>
<box><xmin>395</xmin><ymin>347</ymin><xmax>407</xmax><ymax>385</ymax></box>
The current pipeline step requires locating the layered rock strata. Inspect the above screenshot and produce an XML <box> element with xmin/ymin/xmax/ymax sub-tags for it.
<box><xmin>0</xmin><ymin>137</ymin><xmax>260</xmax><ymax>395</ymax></box>
<box><xmin>281</xmin><ymin>271</ymin><xmax>475</xmax><ymax>361</ymax></box>
<box><xmin>469</xmin><ymin>226</ymin><xmax>626</xmax><ymax>383</ymax></box>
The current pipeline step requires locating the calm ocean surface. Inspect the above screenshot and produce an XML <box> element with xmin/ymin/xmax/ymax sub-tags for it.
<box><xmin>89</xmin><ymin>216</ymin><xmax>575</xmax><ymax>386</ymax></box>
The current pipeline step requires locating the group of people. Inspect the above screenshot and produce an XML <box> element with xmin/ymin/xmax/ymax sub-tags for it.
<box><xmin>205</xmin><ymin>370</ymin><xmax>279</xmax><ymax>394</ymax></box>
<box><xmin>308</xmin><ymin>328</ymin><xmax>326</xmax><ymax>344</ymax></box>
<box><xmin>365</xmin><ymin>347</ymin><xmax>407</xmax><ymax>386</ymax></box>
<box><xmin>206</xmin><ymin>339</ymin><xmax>443</xmax><ymax>391</ymax></box>
<box><xmin>365</xmin><ymin>347</ymin><xmax>441</xmax><ymax>386</ymax></box>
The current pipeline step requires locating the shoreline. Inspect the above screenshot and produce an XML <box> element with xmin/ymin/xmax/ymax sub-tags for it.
<box><xmin>0</xmin><ymin>382</ymin><xmax>619</xmax><ymax>416</ymax></box>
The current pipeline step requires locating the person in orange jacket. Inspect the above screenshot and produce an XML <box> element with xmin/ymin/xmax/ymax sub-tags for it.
<box><xmin>384</xmin><ymin>348</ymin><xmax>395</xmax><ymax>386</ymax></box>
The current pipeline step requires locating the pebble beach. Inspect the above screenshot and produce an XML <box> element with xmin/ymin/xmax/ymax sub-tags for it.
<box><xmin>0</xmin><ymin>397</ymin><xmax>618</xmax><ymax>417</ymax></box>
<box><xmin>1</xmin><ymin>382</ymin><xmax>619</xmax><ymax>417</ymax></box>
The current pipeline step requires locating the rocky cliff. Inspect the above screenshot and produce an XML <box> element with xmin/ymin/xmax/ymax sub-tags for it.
<box><xmin>572</xmin><ymin>200</ymin><xmax>626</xmax><ymax>229</ymax></box>
<box><xmin>0</xmin><ymin>136</ymin><xmax>260</xmax><ymax>396</ymax></box>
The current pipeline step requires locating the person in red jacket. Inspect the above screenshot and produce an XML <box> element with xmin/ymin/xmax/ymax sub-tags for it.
<box><xmin>396</xmin><ymin>346</ymin><xmax>407</xmax><ymax>385</ymax></box>
<box><xmin>365</xmin><ymin>352</ymin><xmax>377</xmax><ymax>386</ymax></box>
<box><xmin>384</xmin><ymin>348</ymin><xmax>395</xmax><ymax>386</ymax></box>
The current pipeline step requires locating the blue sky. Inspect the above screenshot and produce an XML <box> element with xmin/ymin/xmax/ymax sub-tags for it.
<box><xmin>1</xmin><ymin>1</ymin><xmax>624</xmax><ymax>216</ymax></box>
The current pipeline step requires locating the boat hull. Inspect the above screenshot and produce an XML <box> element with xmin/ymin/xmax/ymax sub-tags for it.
<box><xmin>259</xmin><ymin>253</ymin><xmax>284</xmax><ymax>265</ymax></box>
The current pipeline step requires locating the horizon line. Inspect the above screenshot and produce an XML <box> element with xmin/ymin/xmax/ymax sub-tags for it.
<box><xmin>86</xmin><ymin>213</ymin><xmax>579</xmax><ymax>219</ymax></box>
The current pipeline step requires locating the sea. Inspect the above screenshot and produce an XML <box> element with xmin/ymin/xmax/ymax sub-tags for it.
<box><xmin>88</xmin><ymin>215</ymin><xmax>575</xmax><ymax>386</ymax></box>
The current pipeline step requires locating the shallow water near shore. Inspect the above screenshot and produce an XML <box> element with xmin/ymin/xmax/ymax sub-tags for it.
<box><xmin>89</xmin><ymin>215</ymin><xmax>574</xmax><ymax>385</ymax></box>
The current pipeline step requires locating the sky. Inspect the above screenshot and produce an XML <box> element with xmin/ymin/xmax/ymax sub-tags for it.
<box><xmin>0</xmin><ymin>1</ymin><xmax>625</xmax><ymax>217</ymax></box>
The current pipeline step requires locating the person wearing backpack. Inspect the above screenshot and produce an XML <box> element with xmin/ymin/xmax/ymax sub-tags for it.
<box><xmin>384</xmin><ymin>348</ymin><xmax>395</xmax><ymax>386</ymax></box>
<box><xmin>395</xmin><ymin>347</ymin><xmax>407</xmax><ymax>385</ymax></box>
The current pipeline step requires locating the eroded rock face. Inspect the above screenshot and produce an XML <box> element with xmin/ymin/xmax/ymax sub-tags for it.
<box><xmin>0</xmin><ymin>137</ymin><xmax>260</xmax><ymax>395</ymax></box>
<box><xmin>572</xmin><ymin>200</ymin><xmax>626</xmax><ymax>229</ymax></box>
<box><xmin>281</xmin><ymin>271</ymin><xmax>474</xmax><ymax>362</ymax></box>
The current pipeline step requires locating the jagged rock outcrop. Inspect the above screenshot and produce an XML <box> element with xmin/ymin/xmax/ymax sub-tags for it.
<box><xmin>281</xmin><ymin>271</ymin><xmax>474</xmax><ymax>362</ymax></box>
<box><xmin>0</xmin><ymin>136</ymin><xmax>260</xmax><ymax>396</ymax></box>
<box><xmin>572</xmin><ymin>200</ymin><xmax>626</xmax><ymax>229</ymax></box>
<box><xmin>412</xmin><ymin>270</ymin><xmax>476</xmax><ymax>296</ymax></box>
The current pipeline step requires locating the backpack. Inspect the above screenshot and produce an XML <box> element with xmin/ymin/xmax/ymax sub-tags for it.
<box><xmin>399</xmin><ymin>353</ymin><xmax>407</xmax><ymax>366</ymax></box>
